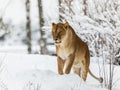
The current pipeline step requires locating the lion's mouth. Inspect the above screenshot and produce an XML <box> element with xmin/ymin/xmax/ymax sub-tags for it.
<box><xmin>55</xmin><ymin>41</ymin><xmax>61</xmax><ymax>44</ymax></box>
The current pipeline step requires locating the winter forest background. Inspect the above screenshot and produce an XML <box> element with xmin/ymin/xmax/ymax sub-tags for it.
<box><xmin>0</xmin><ymin>0</ymin><xmax>120</xmax><ymax>90</ymax></box>
<box><xmin>0</xmin><ymin>0</ymin><xmax>120</xmax><ymax>63</ymax></box>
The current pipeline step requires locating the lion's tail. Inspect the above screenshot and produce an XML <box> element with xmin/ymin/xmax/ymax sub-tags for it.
<box><xmin>88</xmin><ymin>69</ymin><xmax>103</xmax><ymax>83</ymax></box>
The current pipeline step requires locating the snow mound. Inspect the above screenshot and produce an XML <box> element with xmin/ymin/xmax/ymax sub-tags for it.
<box><xmin>0</xmin><ymin>53</ymin><xmax>108</xmax><ymax>90</ymax></box>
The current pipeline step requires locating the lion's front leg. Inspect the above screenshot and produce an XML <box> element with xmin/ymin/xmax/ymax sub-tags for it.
<box><xmin>65</xmin><ymin>54</ymin><xmax>75</xmax><ymax>74</ymax></box>
<box><xmin>81</xmin><ymin>59</ymin><xmax>89</xmax><ymax>81</ymax></box>
<box><xmin>57</xmin><ymin>56</ymin><xmax>65</xmax><ymax>75</ymax></box>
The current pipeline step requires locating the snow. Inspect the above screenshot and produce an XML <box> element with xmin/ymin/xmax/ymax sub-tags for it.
<box><xmin>0</xmin><ymin>53</ymin><xmax>110</xmax><ymax>90</ymax></box>
<box><xmin>0</xmin><ymin>0</ymin><xmax>120</xmax><ymax>89</ymax></box>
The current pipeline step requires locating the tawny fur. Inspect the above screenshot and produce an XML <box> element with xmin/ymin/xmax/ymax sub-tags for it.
<box><xmin>52</xmin><ymin>22</ymin><xmax>103</xmax><ymax>83</ymax></box>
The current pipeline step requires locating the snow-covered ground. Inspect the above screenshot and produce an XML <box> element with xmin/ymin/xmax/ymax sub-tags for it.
<box><xmin>1</xmin><ymin>52</ymin><xmax>120</xmax><ymax>90</ymax></box>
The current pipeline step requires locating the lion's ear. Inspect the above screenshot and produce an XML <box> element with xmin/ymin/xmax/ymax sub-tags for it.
<box><xmin>52</xmin><ymin>23</ymin><xmax>56</xmax><ymax>27</ymax></box>
<box><xmin>64</xmin><ymin>22</ymin><xmax>69</xmax><ymax>29</ymax></box>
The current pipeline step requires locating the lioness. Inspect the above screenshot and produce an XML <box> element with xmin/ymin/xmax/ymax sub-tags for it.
<box><xmin>52</xmin><ymin>22</ymin><xmax>103</xmax><ymax>83</ymax></box>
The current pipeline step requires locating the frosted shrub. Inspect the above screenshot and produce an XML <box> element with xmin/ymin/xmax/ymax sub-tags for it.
<box><xmin>75</xmin><ymin>29</ymin><xmax>118</xmax><ymax>90</ymax></box>
<box><xmin>23</xmin><ymin>82</ymin><xmax>41</xmax><ymax>90</ymax></box>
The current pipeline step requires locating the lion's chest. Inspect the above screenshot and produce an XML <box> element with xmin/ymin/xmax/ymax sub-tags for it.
<box><xmin>57</xmin><ymin>46</ymin><xmax>70</xmax><ymax>60</ymax></box>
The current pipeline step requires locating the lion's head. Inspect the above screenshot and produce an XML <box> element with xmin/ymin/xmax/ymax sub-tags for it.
<box><xmin>52</xmin><ymin>22</ymin><xmax>70</xmax><ymax>45</ymax></box>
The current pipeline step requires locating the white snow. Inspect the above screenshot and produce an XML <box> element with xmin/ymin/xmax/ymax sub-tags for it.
<box><xmin>0</xmin><ymin>52</ymin><xmax>114</xmax><ymax>90</ymax></box>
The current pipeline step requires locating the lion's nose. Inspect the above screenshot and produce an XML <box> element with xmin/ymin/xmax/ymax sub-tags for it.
<box><xmin>55</xmin><ymin>38</ymin><xmax>58</xmax><ymax>41</ymax></box>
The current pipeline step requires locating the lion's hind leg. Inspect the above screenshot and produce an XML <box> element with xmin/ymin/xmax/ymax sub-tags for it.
<box><xmin>81</xmin><ymin>69</ymin><xmax>88</xmax><ymax>81</ymax></box>
<box><xmin>81</xmin><ymin>60</ymin><xmax>89</xmax><ymax>81</ymax></box>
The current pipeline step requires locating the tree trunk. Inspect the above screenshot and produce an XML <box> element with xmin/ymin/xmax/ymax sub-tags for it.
<box><xmin>38</xmin><ymin>0</ymin><xmax>47</xmax><ymax>54</ymax></box>
<box><xmin>26</xmin><ymin>0</ymin><xmax>32</xmax><ymax>54</ymax></box>
<box><xmin>58</xmin><ymin>0</ymin><xmax>73</xmax><ymax>22</ymax></box>
<box><xmin>83</xmin><ymin>0</ymin><xmax>87</xmax><ymax>15</ymax></box>
<box><xmin>58</xmin><ymin>0</ymin><xmax>63</xmax><ymax>22</ymax></box>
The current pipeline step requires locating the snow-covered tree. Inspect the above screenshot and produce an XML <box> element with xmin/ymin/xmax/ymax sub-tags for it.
<box><xmin>38</xmin><ymin>0</ymin><xmax>47</xmax><ymax>54</ymax></box>
<box><xmin>26</xmin><ymin>0</ymin><xmax>32</xmax><ymax>54</ymax></box>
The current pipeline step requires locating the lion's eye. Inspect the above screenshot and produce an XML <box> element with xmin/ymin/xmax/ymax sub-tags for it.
<box><xmin>59</xmin><ymin>31</ymin><xmax>62</xmax><ymax>33</ymax></box>
<box><xmin>58</xmin><ymin>31</ymin><xmax>62</xmax><ymax>35</ymax></box>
